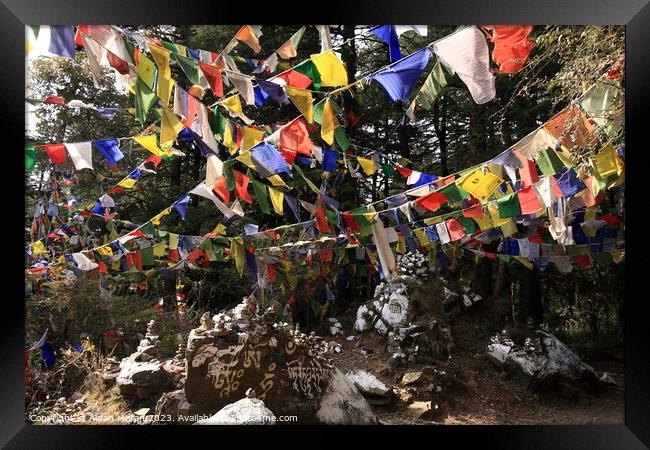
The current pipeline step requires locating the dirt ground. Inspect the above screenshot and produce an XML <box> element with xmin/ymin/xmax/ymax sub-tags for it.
<box><xmin>328</xmin><ymin>308</ymin><xmax>624</xmax><ymax>425</ymax></box>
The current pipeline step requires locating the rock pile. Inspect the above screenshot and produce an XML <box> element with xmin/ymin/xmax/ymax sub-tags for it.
<box><xmin>354</xmin><ymin>281</ymin><xmax>413</xmax><ymax>335</ymax></box>
<box><xmin>397</xmin><ymin>252</ymin><xmax>430</xmax><ymax>280</ymax></box>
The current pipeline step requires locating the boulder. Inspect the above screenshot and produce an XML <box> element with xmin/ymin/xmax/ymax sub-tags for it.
<box><xmin>194</xmin><ymin>397</ymin><xmax>276</xmax><ymax>425</ymax></box>
<box><xmin>346</xmin><ymin>370</ymin><xmax>392</xmax><ymax>397</ymax></box>
<box><xmin>154</xmin><ymin>389</ymin><xmax>192</xmax><ymax>423</ymax></box>
<box><xmin>116</xmin><ymin>354</ymin><xmax>169</xmax><ymax>400</ymax></box>
<box><xmin>402</xmin><ymin>371</ymin><xmax>425</xmax><ymax>385</ymax></box>
<box><xmin>183</xmin><ymin>323</ymin><xmax>377</xmax><ymax>424</ymax></box>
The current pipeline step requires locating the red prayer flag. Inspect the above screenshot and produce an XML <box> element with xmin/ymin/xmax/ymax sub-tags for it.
<box><xmin>198</xmin><ymin>62</ymin><xmax>224</xmax><ymax>97</ymax></box>
<box><xmin>42</xmin><ymin>144</ymin><xmax>67</xmax><ymax>165</ymax></box>
<box><xmin>598</xmin><ymin>214</ymin><xmax>623</xmax><ymax>227</ymax></box>
<box><xmin>446</xmin><ymin>219</ymin><xmax>466</xmax><ymax>241</ymax></box>
<box><xmin>485</xmin><ymin>25</ymin><xmax>536</xmax><ymax>74</ymax></box>
<box><xmin>434</xmin><ymin>175</ymin><xmax>456</xmax><ymax>188</ymax></box>
<box><xmin>517</xmin><ymin>185</ymin><xmax>542</xmax><ymax>214</ymax></box>
<box><xmin>279</xmin><ymin>148</ymin><xmax>297</xmax><ymax>165</ymax></box>
<box><xmin>212</xmin><ymin>176</ymin><xmax>231</xmax><ymax>203</ymax></box>
<box><xmin>267</xmin><ymin>264</ymin><xmax>277</xmax><ymax>283</ymax></box>
<box><xmin>275</xmin><ymin>70</ymin><xmax>312</xmax><ymax>89</ymax></box>
<box><xmin>107</xmin><ymin>52</ymin><xmax>129</xmax><ymax>75</ymax></box>
<box><xmin>463</xmin><ymin>204</ymin><xmax>484</xmax><ymax>218</ymax></box>
<box><xmin>414</xmin><ymin>191</ymin><xmax>448</xmax><ymax>212</ymax></box>
<box><xmin>145</xmin><ymin>155</ymin><xmax>162</xmax><ymax>168</ymax></box>
<box><xmin>572</xmin><ymin>254</ymin><xmax>592</xmax><ymax>269</ymax></box>
<box><xmin>395</xmin><ymin>166</ymin><xmax>412</xmax><ymax>177</ymax></box>
<box><xmin>315</xmin><ymin>206</ymin><xmax>330</xmax><ymax>233</ymax></box>
<box><xmin>342</xmin><ymin>212</ymin><xmax>361</xmax><ymax>232</ymax></box>
<box><xmin>279</xmin><ymin>118</ymin><xmax>313</xmax><ymax>156</ymax></box>
<box><xmin>513</xmin><ymin>149</ymin><xmax>539</xmax><ymax>186</ymax></box>
<box><xmin>319</xmin><ymin>248</ymin><xmax>333</xmax><ymax>262</ymax></box>
<box><xmin>232</xmin><ymin>169</ymin><xmax>253</xmax><ymax>204</ymax></box>
<box><xmin>42</xmin><ymin>95</ymin><xmax>65</xmax><ymax>105</ymax></box>
<box><xmin>168</xmin><ymin>249</ymin><xmax>180</xmax><ymax>262</ymax></box>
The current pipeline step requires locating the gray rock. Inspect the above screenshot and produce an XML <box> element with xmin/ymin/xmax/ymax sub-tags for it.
<box><xmin>116</xmin><ymin>355</ymin><xmax>169</xmax><ymax>400</ymax></box>
<box><xmin>345</xmin><ymin>370</ymin><xmax>392</xmax><ymax>397</ymax></box>
<box><xmin>194</xmin><ymin>397</ymin><xmax>276</xmax><ymax>425</ymax></box>
<box><xmin>402</xmin><ymin>371</ymin><xmax>425</xmax><ymax>385</ymax></box>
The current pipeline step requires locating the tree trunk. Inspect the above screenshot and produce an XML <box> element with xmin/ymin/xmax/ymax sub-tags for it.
<box><xmin>433</xmin><ymin>96</ymin><xmax>449</xmax><ymax>176</ymax></box>
<box><xmin>518</xmin><ymin>266</ymin><xmax>543</xmax><ymax>326</ymax></box>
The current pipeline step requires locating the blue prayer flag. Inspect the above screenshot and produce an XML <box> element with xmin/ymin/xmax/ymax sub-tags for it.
<box><xmin>370</xmin><ymin>25</ymin><xmax>402</xmax><ymax>63</ymax></box>
<box><xmin>92</xmin><ymin>139</ymin><xmax>124</xmax><ymax>165</ymax></box>
<box><xmin>369</xmin><ymin>48</ymin><xmax>431</xmax><ymax>102</ymax></box>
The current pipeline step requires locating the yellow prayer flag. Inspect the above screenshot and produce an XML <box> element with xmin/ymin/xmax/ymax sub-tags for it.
<box><xmin>285</xmin><ymin>86</ymin><xmax>313</xmax><ymax>123</ymax></box>
<box><xmin>230</xmin><ymin>237</ymin><xmax>245</xmax><ymax>277</ymax></box>
<box><xmin>168</xmin><ymin>233</ymin><xmax>179</xmax><ymax>250</ymax></box>
<box><xmin>366</xmin><ymin>248</ymin><xmax>378</xmax><ymax>265</ymax></box>
<box><xmin>153</xmin><ymin>242</ymin><xmax>166</xmax><ymax>257</ymax></box>
<box><xmin>161</xmin><ymin>108</ymin><xmax>184</xmax><ymax>148</ymax></box>
<box><xmin>149</xmin><ymin>44</ymin><xmax>173</xmax><ymax>106</ymax></box>
<box><xmin>612</xmin><ymin>249</ymin><xmax>625</xmax><ymax>264</ymax></box>
<box><xmin>310</xmin><ymin>51</ymin><xmax>348</xmax><ymax>87</ymax></box>
<box><xmin>500</xmin><ymin>219</ymin><xmax>518</xmax><ymax>237</ymax></box>
<box><xmin>220</xmin><ymin>95</ymin><xmax>243</xmax><ymax>115</ymax></box>
<box><xmin>321</xmin><ymin>100</ymin><xmax>339</xmax><ymax>145</ymax></box>
<box><xmin>424</xmin><ymin>216</ymin><xmax>444</xmax><ymax>225</ymax></box>
<box><xmin>414</xmin><ymin>228</ymin><xmax>429</xmax><ymax>246</ymax></box>
<box><xmin>117</xmin><ymin>178</ymin><xmax>138</xmax><ymax>189</ymax></box>
<box><xmin>151</xmin><ymin>208</ymin><xmax>171</xmax><ymax>225</ymax></box>
<box><xmin>111</xmin><ymin>259</ymin><xmax>121</xmax><ymax>270</ymax></box>
<box><xmin>134</xmin><ymin>135</ymin><xmax>163</xmax><ymax>156</ymax></box>
<box><xmin>31</xmin><ymin>240</ymin><xmax>46</xmax><ymax>254</ymax></box>
<box><xmin>457</xmin><ymin>169</ymin><xmax>503</xmax><ymax>201</ymax></box>
<box><xmin>362</xmin><ymin>212</ymin><xmax>378</xmax><ymax>223</ymax></box>
<box><xmin>96</xmin><ymin>246</ymin><xmax>113</xmax><ymax>257</ymax></box>
<box><xmin>287</xmin><ymin>272</ymin><xmax>298</xmax><ymax>289</ymax></box>
<box><xmin>235</xmin><ymin>151</ymin><xmax>257</xmax><ymax>170</ymax></box>
<box><xmin>212</xmin><ymin>223</ymin><xmax>227</xmax><ymax>235</ymax></box>
<box><xmin>594</xmin><ymin>143</ymin><xmax>619</xmax><ymax>177</ymax></box>
<box><xmin>269</xmin><ymin>187</ymin><xmax>284</xmax><ymax>215</ymax></box>
<box><xmin>395</xmin><ymin>237</ymin><xmax>407</xmax><ymax>254</ymax></box>
<box><xmin>267</xmin><ymin>174</ymin><xmax>289</xmax><ymax>188</ymax></box>
<box><xmin>357</xmin><ymin>157</ymin><xmax>378</xmax><ymax>176</ymax></box>
<box><xmin>514</xmin><ymin>256</ymin><xmax>533</xmax><ymax>269</ymax></box>
<box><xmin>223</xmin><ymin>123</ymin><xmax>238</xmax><ymax>154</ymax></box>
<box><xmin>488</xmin><ymin>203</ymin><xmax>509</xmax><ymax>227</ymax></box>
<box><xmin>136</xmin><ymin>52</ymin><xmax>157</xmax><ymax>90</ymax></box>
<box><xmin>241</xmin><ymin>127</ymin><xmax>265</xmax><ymax>152</ymax></box>
<box><xmin>472</xmin><ymin>214</ymin><xmax>493</xmax><ymax>231</ymax></box>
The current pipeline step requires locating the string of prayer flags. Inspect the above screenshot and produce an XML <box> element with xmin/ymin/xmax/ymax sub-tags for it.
<box><xmin>369</xmin><ymin>48</ymin><xmax>431</xmax><ymax>102</ymax></box>
<box><xmin>64</xmin><ymin>143</ymin><xmax>93</xmax><ymax>170</ymax></box>
<box><xmin>276</xmin><ymin>26</ymin><xmax>306</xmax><ymax>59</ymax></box>
<box><xmin>483</xmin><ymin>25</ymin><xmax>536</xmax><ymax>74</ymax></box>
<box><xmin>432</xmin><ymin>26</ymin><xmax>496</xmax><ymax>104</ymax></box>
<box><xmin>370</xmin><ymin>25</ymin><xmax>402</xmax><ymax>63</ymax></box>
<box><xmin>310</xmin><ymin>51</ymin><xmax>348</xmax><ymax>87</ymax></box>
<box><xmin>235</xmin><ymin>25</ymin><xmax>262</xmax><ymax>54</ymax></box>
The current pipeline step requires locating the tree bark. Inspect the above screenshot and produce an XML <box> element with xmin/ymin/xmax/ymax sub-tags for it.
<box><xmin>518</xmin><ymin>266</ymin><xmax>543</xmax><ymax>325</ymax></box>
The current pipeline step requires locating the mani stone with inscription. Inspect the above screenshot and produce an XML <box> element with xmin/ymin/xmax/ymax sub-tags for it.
<box><xmin>183</xmin><ymin>321</ymin><xmax>377</xmax><ymax>425</ymax></box>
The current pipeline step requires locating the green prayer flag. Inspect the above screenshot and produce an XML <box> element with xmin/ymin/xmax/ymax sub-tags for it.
<box><xmin>174</xmin><ymin>53</ymin><xmax>201</xmax><ymax>85</ymax></box>
<box><xmin>439</xmin><ymin>182</ymin><xmax>467</xmax><ymax>203</ymax></box>
<box><xmin>325</xmin><ymin>209</ymin><xmax>339</xmax><ymax>227</ymax></box>
<box><xmin>251</xmin><ymin>178</ymin><xmax>271</xmax><ymax>214</ymax></box>
<box><xmin>416</xmin><ymin>61</ymin><xmax>447</xmax><ymax>109</ymax></box>
<box><xmin>312</xmin><ymin>99</ymin><xmax>325</xmax><ymax>125</ymax></box>
<box><xmin>334</xmin><ymin>127</ymin><xmax>350</xmax><ymax>150</ymax></box>
<box><xmin>379</xmin><ymin>162</ymin><xmax>396</xmax><ymax>176</ymax></box>
<box><xmin>135</xmin><ymin>78</ymin><xmax>158</xmax><ymax>126</ymax></box>
<box><xmin>496</xmin><ymin>192</ymin><xmax>522</xmax><ymax>218</ymax></box>
<box><xmin>25</xmin><ymin>147</ymin><xmax>36</xmax><ymax>171</ymax></box>
<box><xmin>140</xmin><ymin>247</ymin><xmax>155</xmax><ymax>266</ymax></box>
<box><xmin>222</xmin><ymin>159</ymin><xmax>237</xmax><ymax>191</ymax></box>
<box><xmin>594</xmin><ymin>252</ymin><xmax>613</xmax><ymax>266</ymax></box>
<box><xmin>294</xmin><ymin>60</ymin><xmax>322</xmax><ymax>90</ymax></box>
<box><xmin>534</xmin><ymin>148</ymin><xmax>565</xmax><ymax>177</ymax></box>
<box><xmin>457</xmin><ymin>217</ymin><xmax>477</xmax><ymax>234</ymax></box>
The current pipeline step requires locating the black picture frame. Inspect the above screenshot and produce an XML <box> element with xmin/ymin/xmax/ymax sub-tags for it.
<box><xmin>3</xmin><ymin>1</ymin><xmax>648</xmax><ymax>447</ymax></box>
